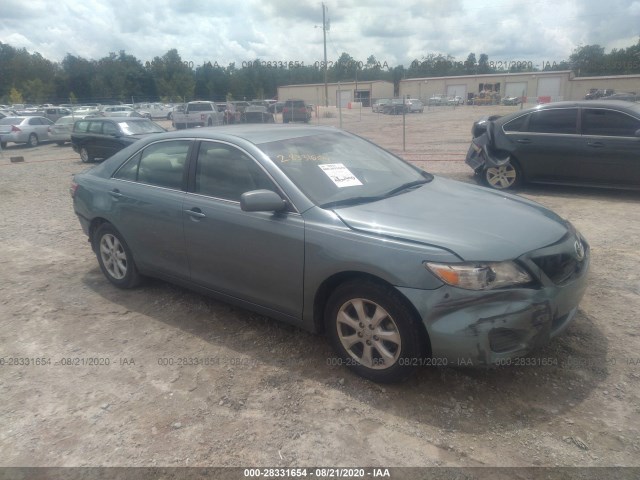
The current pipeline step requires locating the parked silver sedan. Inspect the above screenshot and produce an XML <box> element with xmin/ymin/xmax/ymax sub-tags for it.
<box><xmin>48</xmin><ymin>115</ymin><xmax>90</xmax><ymax>145</ymax></box>
<box><xmin>70</xmin><ymin>125</ymin><xmax>589</xmax><ymax>383</ymax></box>
<box><xmin>0</xmin><ymin>116</ymin><xmax>53</xmax><ymax>147</ymax></box>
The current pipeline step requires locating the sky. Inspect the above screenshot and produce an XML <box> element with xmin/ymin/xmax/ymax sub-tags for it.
<box><xmin>1</xmin><ymin>0</ymin><xmax>639</xmax><ymax>69</ymax></box>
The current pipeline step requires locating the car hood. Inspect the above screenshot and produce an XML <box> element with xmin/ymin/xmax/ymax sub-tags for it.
<box><xmin>332</xmin><ymin>176</ymin><xmax>569</xmax><ymax>261</ymax></box>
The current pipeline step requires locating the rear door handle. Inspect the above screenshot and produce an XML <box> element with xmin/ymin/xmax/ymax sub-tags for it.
<box><xmin>185</xmin><ymin>208</ymin><xmax>206</xmax><ymax>219</ymax></box>
<box><xmin>109</xmin><ymin>189</ymin><xmax>123</xmax><ymax>199</ymax></box>
<box><xmin>587</xmin><ymin>142</ymin><xmax>604</xmax><ymax>148</ymax></box>
<box><xmin>516</xmin><ymin>139</ymin><xmax>532</xmax><ymax>144</ymax></box>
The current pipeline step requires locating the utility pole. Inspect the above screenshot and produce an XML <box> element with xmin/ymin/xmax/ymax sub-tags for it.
<box><xmin>322</xmin><ymin>3</ymin><xmax>329</xmax><ymax>107</ymax></box>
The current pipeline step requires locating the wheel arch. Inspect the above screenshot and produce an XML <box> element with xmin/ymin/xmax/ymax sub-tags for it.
<box><xmin>88</xmin><ymin>217</ymin><xmax>110</xmax><ymax>251</ymax></box>
<box><xmin>312</xmin><ymin>271</ymin><xmax>431</xmax><ymax>356</ymax></box>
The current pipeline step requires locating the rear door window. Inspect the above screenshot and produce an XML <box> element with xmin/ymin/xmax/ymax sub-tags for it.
<box><xmin>114</xmin><ymin>140</ymin><xmax>191</xmax><ymax>190</ymax></box>
<box><xmin>527</xmin><ymin>108</ymin><xmax>578</xmax><ymax>134</ymax></box>
<box><xmin>88</xmin><ymin>121</ymin><xmax>103</xmax><ymax>134</ymax></box>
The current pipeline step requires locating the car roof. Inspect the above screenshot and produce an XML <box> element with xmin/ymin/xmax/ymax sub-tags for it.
<box><xmin>495</xmin><ymin>99</ymin><xmax>640</xmax><ymax>124</ymax></box>
<box><xmin>84</xmin><ymin>116</ymin><xmax>150</xmax><ymax>121</ymax></box>
<box><xmin>1</xmin><ymin>116</ymin><xmax>47</xmax><ymax>122</ymax></box>
<box><xmin>529</xmin><ymin>99</ymin><xmax>640</xmax><ymax>113</ymax></box>
<box><xmin>148</xmin><ymin>124</ymin><xmax>340</xmax><ymax>145</ymax></box>
<box><xmin>57</xmin><ymin>115</ymin><xmax>87</xmax><ymax>122</ymax></box>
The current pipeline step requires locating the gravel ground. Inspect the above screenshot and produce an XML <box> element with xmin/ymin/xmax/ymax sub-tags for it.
<box><xmin>0</xmin><ymin>106</ymin><xmax>639</xmax><ymax>470</ymax></box>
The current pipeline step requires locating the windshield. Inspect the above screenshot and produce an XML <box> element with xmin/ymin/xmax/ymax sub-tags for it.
<box><xmin>257</xmin><ymin>131</ymin><xmax>432</xmax><ymax>207</ymax></box>
<box><xmin>117</xmin><ymin>120</ymin><xmax>164</xmax><ymax>135</ymax></box>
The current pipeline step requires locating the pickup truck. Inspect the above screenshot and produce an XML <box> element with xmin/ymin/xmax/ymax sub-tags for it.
<box><xmin>172</xmin><ymin>101</ymin><xmax>225</xmax><ymax>129</ymax></box>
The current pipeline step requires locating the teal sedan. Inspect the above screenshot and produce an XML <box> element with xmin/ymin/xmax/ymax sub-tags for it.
<box><xmin>71</xmin><ymin>125</ymin><xmax>589</xmax><ymax>383</ymax></box>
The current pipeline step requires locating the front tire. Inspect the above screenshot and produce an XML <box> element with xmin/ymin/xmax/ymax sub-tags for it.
<box><xmin>93</xmin><ymin>223</ymin><xmax>141</xmax><ymax>289</ymax></box>
<box><xmin>483</xmin><ymin>159</ymin><xmax>522</xmax><ymax>190</ymax></box>
<box><xmin>80</xmin><ymin>146</ymin><xmax>93</xmax><ymax>163</ymax></box>
<box><xmin>325</xmin><ymin>280</ymin><xmax>425</xmax><ymax>383</ymax></box>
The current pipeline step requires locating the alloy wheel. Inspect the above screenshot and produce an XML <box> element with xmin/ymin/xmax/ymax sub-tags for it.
<box><xmin>336</xmin><ymin>298</ymin><xmax>402</xmax><ymax>369</ymax></box>
<box><xmin>99</xmin><ymin>233</ymin><xmax>128</xmax><ymax>280</ymax></box>
<box><xmin>485</xmin><ymin>164</ymin><xmax>517</xmax><ymax>189</ymax></box>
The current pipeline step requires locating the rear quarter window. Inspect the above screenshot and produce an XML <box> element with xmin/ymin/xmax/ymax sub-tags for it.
<box><xmin>74</xmin><ymin>121</ymin><xmax>90</xmax><ymax>132</ymax></box>
<box><xmin>503</xmin><ymin>114</ymin><xmax>529</xmax><ymax>132</ymax></box>
<box><xmin>527</xmin><ymin>108</ymin><xmax>578</xmax><ymax>134</ymax></box>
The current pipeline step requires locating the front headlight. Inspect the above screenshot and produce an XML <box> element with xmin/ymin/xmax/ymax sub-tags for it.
<box><xmin>425</xmin><ymin>261</ymin><xmax>532</xmax><ymax>290</ymax></box>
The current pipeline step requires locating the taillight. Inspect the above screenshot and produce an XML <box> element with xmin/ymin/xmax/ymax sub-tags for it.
<box><xmin>11</xmin><ymin>125</ymin><xmax>21</xmax><ymax>133</ymax></box>
<box><xmin>69</xmin><ymin>180</ymin><xmax>79</xmax><ymax>198</ymax></box>
<box><xmin>283</xmin><ymin>107</ymin><xmax>289</xmax><ymax>113</ymax></box>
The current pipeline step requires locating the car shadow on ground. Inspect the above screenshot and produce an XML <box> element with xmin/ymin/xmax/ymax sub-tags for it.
<box><xmin>83</xmin><ymin>267</ymin><xmax>610</xmax><ymax>436</ymax></box>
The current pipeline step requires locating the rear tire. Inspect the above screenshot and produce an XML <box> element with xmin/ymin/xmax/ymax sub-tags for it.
<box><xmin>483</xmin><ymin>158</ymin><xmax>522</xmax><ymax>190</ymax></box>
<box><xmin>93</xmin><ymin>223</ymin><xmax>141</xmax><ymax>289</ymax></box>
<box><xmin>27</xmin><ymin>133</ymin><xmax>38</xmax><ymax>147</ymax></box>
<box><xmin>80</xmin><ymin>146</ymin><xmax>93</xmax><ymax>163</ymax></box>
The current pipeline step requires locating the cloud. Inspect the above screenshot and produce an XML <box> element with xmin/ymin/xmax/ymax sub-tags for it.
<box><xmin>0</xmin><ymin>0</ymin><xmax>638</xmax><ymax>68</ymax></box>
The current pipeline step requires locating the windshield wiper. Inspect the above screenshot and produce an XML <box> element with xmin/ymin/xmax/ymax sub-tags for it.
<box><xmin>319</xmin><ymin>179</ymin><xmax>429</xmax><ymax>209</ymax></box>
<box><xmin>319</xmin><ymin>195</ymin><xmax>387</xmax><ymax>209</ymax></box>
<box><xmin>380</xmin><ymin>178</ymin><xmax>429</xmax><ymax>198</ymax></box>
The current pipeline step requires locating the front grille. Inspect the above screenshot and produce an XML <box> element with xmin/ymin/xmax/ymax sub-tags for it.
<box><xmin>531</xmin><ymin>243</ymin><xmax>587</xmax><ymax>285</ymax></box>
<box><xmin>532</xmin><ymin>253</ymin><xmax>578</xmax><ymax>284</ymax></box>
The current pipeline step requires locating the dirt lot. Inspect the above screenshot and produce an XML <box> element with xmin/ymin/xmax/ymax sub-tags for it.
<box><xmin>1</xmin><ymin>106</ymin><xmax>639</xmax><ymax>470</ymax></box>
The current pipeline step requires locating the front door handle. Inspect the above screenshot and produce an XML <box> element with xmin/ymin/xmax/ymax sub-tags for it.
<box><xmin>185</xmin><ymin>208</ymin><xmax>206</xmax><ymax>219</ymax></box>
<box><xmin>587</xmin><ymin>142</ymin><xmax>604</xmax><ymax>148</ymax></box>
<box><xmin>109</xmin><ymin>189</ymin><xmax>123</xmax><ymax>199</ymax></box>
<box><xmin>516</xmin><ymin>138</ymin><xmax>532</xmax><ymax>144</ymax></box>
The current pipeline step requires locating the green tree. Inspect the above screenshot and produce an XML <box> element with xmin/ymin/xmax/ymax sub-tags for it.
<box><xmin>9</xmin><ymin>87</ymin><xmax>23</xmax><ymax>104</ymax></box>
<box><xmin>61</xmin><ymin>54</ymin><xmax>95</xmax><ymax>102</ymax></box>
<box><xmin>569</xmin><ymin>45</ymin><xmax>605</xmax><ymax>76</ymax></box>
<box><xmin>147</xmin><ymin>49</ymin><xmax>195</xmax><ymax>101</ymax></box>
<box><xmin>464</xmin><ymin>53</ymin><xmax>477</xmax><ymax>74</ymax></box>
<box><xmin>477</xmin><ymin>53</ymin><xmax>491</xmax><ymax>74</ymax></box>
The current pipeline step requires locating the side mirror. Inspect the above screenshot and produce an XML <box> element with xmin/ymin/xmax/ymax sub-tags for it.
<box><xmin>240</xmin><ymin>189</ymin><xmax>287</xmax><ymax>212</ymax></box>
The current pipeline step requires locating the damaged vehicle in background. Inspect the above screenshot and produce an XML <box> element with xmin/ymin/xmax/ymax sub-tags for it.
<box><xmin>241</xmin><ymin>105</ymin><xmax>275</xmax><ymax>123</ymax></box>
<box><xmin>71</xmin><ymin>125</ymin><xmax>589</xmax><ymax>383</ymax></box>
<box><xmin>466</xmin><ymin>100</ymin><xmax>640</xmax><ymax>190</ymax></box>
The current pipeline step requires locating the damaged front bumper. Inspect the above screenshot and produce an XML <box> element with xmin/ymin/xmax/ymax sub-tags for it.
<box><xmin>397</xmin><ymin>234</ymin><xmax>590</xmax><ymax>366</ymax></box>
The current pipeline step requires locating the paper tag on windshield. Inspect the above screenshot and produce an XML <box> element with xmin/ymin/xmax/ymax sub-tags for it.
<box><xmin>318</xmin><ymin>163</ymin><xmax>362</xmax><ymax>188</ymax></box>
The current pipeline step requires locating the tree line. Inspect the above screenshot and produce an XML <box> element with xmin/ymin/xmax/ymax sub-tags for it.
<box><xmin>1</xmin><ymin>39</ymin><xmax>639</xmax><ymax>105</ymax></box>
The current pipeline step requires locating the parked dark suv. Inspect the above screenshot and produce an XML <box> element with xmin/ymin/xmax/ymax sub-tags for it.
<box><xmin>71</xmin><ymin>117</ymin><xmax>165</xmax><ymax>162</ymax></box>
<box><xmin>282</xmin><ymin>99</ymin><xmax>311</xmax><ymax>123</ymax></box>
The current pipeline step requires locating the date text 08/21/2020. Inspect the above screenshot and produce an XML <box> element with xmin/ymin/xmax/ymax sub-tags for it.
<box><xmin>148</xmin><ymin>60</ymin><xmax>393</xmax><ymax>70</ymax></box>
